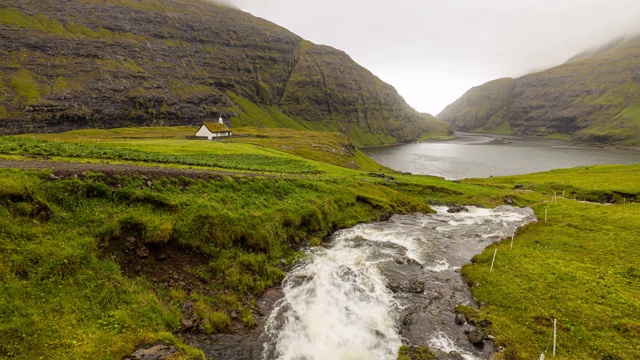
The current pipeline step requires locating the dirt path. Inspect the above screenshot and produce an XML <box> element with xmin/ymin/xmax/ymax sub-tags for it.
<box><xmin>0</xmin><ymin>159</ymin><xmax>270</xmax><ymax>180</ymax></box>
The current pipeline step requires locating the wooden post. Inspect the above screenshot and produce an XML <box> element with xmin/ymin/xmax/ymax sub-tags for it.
<box><xmin>545</xmin><ymin>208</ymin><xmax>548</xmax><ymax>224</ymax></box>
<box><xmin>510</xmin><ymin>229</ymin><xmax>515</xmax><ymax>249</ymax></box>
<box><xmin>553</xmin><ymin>317</ymin><xmax>557</xmax><ymax>358</ymax></box>
<box><xmin>490</xmin><ymin>248</ymin><xmax>497</xmax><ymax>272</ymax></box>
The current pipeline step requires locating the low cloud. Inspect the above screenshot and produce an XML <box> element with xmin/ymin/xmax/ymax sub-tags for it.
<box><xmin>227</xmin><ymin>0</ymin><xmax>640</xmax><ymax>113</ymax></box>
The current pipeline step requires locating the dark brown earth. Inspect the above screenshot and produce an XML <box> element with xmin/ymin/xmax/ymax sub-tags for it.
<box><xmin>0</xmin><ymin>158</ymin><xmax>249</xmax><ymax>180</ymax></box>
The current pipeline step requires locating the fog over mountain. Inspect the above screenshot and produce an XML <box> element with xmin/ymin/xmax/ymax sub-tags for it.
<box><xmin>228</xmin><ymin>0</ymin><xmax>640</xmax><ymax>114</ymax></box>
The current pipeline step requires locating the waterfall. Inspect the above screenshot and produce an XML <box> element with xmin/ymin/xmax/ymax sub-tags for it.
<box><xmin>262</xmin><ymin>206</ymin><xmax>536</xmax><ymax>360</ymax></box>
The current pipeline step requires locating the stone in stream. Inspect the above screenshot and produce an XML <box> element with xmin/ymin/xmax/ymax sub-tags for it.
<box><xmin>387</xmin><ymin>278</ymin><xmax>425</xmax><ymax>294</ymax></box>
<box><xmin>124</xmin><ymin>344</ymin><xmax>178</xmax><ymax>360</ymax></box>
<box><xmin>447</xmin><ymin>204</ymin><xmax>468</xmax><ymax>213</ymax></box>
<box><xmin>447</xmin><ymin>352</ymin><xmax>465</xmax><ymax>360</ymax></box>
<box><xmin>454</xmin><ymin>313</ymin><xmax>467</xmax><ymax>325</ymax></box>
<box><xmin>467</xmin><ymin>329</ymin><xmax>485</xmax><ymax>345</ymax></box>
<box><xmin>477</xmin><ymin>318</ymin><xmax>493</xmax><ymax>328</ymax></box>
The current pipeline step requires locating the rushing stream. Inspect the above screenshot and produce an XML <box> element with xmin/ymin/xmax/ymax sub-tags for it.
<box><xmin>261</xmin><ymin>206</ymin><xmax>537</xmax><ymax>360</ymax></box>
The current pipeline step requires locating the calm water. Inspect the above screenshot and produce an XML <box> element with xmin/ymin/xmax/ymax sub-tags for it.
<box><xmin>361</xmin><ymin>133</ymin><xmax>640</xmax><ymax>179</ymax></box>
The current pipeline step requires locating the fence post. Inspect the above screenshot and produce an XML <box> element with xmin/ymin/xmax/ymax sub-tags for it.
<box><xmin>510</xmin><ymin>229</ymin><xmax>515</xmax><ymax>249</ymax></box>
<box><xmin>490</xmin><ymin>248</ymin><xmax>497</xmax><ymax>272</ymax></box>
<box><xmin>545</xmin><ymin>208</ymin><xmax>548</xmax><ymax>224</ymax></box>
<box><xmin>553</xmin><ymin>318</ymin><xmax>557</xmax><ymax>358</ymax></box>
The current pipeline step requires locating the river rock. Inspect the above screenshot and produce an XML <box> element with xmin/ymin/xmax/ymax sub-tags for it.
<box><xmin>406</xmin><ymin>278</ymin><xmax>425</xmax><ymax>293</ymax></box>
<box><xmin>387</xmin><ymin>278</ymin><xmax>425</xmax><ymax>293</ymax></box>
<box><xmin>454</xmin><ymin>313</ymin><xmax>467</xmax><ymax>325</ymax></box>
<box><xmin>447</xmin><ymin>205</ymin><xmax>468</xmax><ymax>213</ymax></box>
<box><xmin>467</xmin><ymin>329</ymin><xmax>484</xmax><ymax>344</ymax></box>
<box><xmin>387</xmin><ymin>281</ymin><xmax>402</xmax><ymax>293</ymax></box>
<box><xmin>447</xmin><ymin>352</ymin><xmax>465</xmax><ymax>360</ymax></box>
<box><xmin>503</xmin><ymin>196</ymin><xmax>514</xmax><ymax>205</ymax></box>
<box><xmin>406</xmin><ymin>258</ymin><xmax>423</xmax><ymax>268</ymax></box>
<box><xmin>124</xmin><ymin>344</ymin><xmax>178</xmax><ymax>360</ymax></box>
<box><xmin>478</xmin><ymin>318</ymin><xmax>493</xmax><ymax>328</ymax></box>
<box><xmin>392</xmin><ymin>255</ymin><xmax>406</xmax><ymax>264</ymax></box>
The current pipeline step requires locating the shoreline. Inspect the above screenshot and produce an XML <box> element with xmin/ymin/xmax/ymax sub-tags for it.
<box><xmin>423</xmin><ymin>132</ymin><xmax>640</xmax><ymax>152</ymax></box>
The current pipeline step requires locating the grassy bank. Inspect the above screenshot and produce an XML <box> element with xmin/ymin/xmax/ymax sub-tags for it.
<box><xmin>1</xmin><ymin>128</ymin><xmax>639</xmax><ymax>359</ymax></box>
<box><xmin>0</xmin><ymin>167</ymin><xmax>437</xmax><ymax>359</ymax></box>
<box><xmin>461</xmin><ymin>165</ymin><xmax>640</xmax><ymax>359</ymax></box>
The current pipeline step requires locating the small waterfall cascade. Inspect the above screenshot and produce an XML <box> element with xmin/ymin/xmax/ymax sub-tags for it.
<box><xmin>262</xmin><ymin>206</ymin><xmax>537</xmax><ymax>360</ymax></box>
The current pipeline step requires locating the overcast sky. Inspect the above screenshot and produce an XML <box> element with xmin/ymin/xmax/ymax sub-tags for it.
<box><xmin>221</xmin><ymin>0</ymin><xmax>640</xmax><ymax>115</ymax></box>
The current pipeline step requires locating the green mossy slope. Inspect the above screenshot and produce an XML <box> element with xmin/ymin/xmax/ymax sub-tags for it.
<box><xmin>0</xmin><ymin>1</ymin><xmax>450</xmax><ymax>145</ymax></box>
<box><xmin>438</xmin><ymin>37</ymin><xmax>640</xmax><ymax>145</ymax></box>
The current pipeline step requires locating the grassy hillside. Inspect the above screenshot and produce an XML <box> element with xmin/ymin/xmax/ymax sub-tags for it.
<box><xmin>0</xmin><ymin>0</ymin><xmax>450</xmax><ymax>145</ymax></box>
<box><xmin>438</xmin><ymin>37</ymin><xmax>640</xmax><ymax>146</ymax></box>
<box><xmin>460</xmin><ymin>165</ymin><xmax>640</xmax><ymax>359</ymax></box>
<box><xmin>0</xmin><ymin>127</ymin><xmax>638</xmax><ymax>359</ymax></box>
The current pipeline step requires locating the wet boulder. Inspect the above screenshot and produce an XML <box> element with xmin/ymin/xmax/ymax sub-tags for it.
<box><xmin>406</xmin><ymin>278</ymin><xmax>425</xmax><ymax>293</ymax></box>
<box><xmin>387</xmin><ymin>278</ymin><xmax>425</xmax><ymax>294</ymax></box>
<box><xmin>447</xmin><ymin>205</ymin><xmax>468</xmax><ymax>213</ymax></box>
<box><xmin>124</xmin><ymin>344</ymin><xmax>178</xmax><ymax>360</ymax></box>
<box><xmin>467</xmin><ymin>329</ymin><xmax>485</xmax><ymax>344</ymax></box>
<box><xmin>478</xmin><ymin>318</ymin><xmax>493</xmax><ymax>328</ymax></box>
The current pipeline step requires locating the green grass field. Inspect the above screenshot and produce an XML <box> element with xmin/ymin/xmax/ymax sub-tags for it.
<box><xmin>0</xmin><ymin>127</ymin><xmax>639</xmax><ymax>359</ymax></box>
<box><xmin>460</xmin><ymin>166</ymin><xmax>640</xmax><ymax>360</ymax></box>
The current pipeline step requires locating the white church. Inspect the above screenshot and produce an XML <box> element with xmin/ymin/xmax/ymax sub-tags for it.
<box><xmin>195</xmin><ymin>116</ymin><xmax>232</xmax><ymax>140</ymax></box>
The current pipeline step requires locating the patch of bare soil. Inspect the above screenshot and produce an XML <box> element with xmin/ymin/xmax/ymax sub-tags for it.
<box><xmin>0</xmin><ymin>159</ymin><xmax>247</xmax><ymax>180</ymax></box>
<box><xmin>99</xmin><ymin>233</ymin><xmax>212</xmax><ymax>296</ymax></box>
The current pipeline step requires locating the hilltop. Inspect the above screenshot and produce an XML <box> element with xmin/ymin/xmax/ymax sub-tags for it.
<box><xmin>0</xmin><ymin>0</ymin><xmax>450</xmax><ymax>146</ymax></box>
<box><xmin>437</xmin><ymin>36</ymin><xmax>640</xmax><ymax>146</ymax></box>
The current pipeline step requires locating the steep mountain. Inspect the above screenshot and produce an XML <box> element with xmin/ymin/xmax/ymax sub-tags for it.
<box><xmin>437</xmin><ymin>36</ymin><xmax>640</xmax><ymax>145</ymax></box>
<box><xmin>0</xmin><ymin>0</ymin><xmax>450</xmax><ymax>146</ymax></box>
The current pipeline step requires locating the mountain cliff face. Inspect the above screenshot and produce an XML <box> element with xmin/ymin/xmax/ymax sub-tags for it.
<box><xmin>437</xmin><ymin>37</ymin><xmax>640</xmax><ymax>145</ymax></box>
<box><xmin>0</xmin><ymin>0</ymin><xmax>450</xmax><ymax>146</ymax></box>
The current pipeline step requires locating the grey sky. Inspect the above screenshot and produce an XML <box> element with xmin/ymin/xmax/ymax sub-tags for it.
<box><xmin>222</xmin><ymin>0</ymin><xmax>640</xmax><ymax>115</ymax></box>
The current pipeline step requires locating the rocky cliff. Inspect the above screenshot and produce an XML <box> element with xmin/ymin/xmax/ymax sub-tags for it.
<box><xmin>0</xmin><ymin>0</ymin><xmax>450</xmax><ymax>146</ymax></box>
<box><xmin>437</xmin><ymin>36</ymin><xmax>640</xmax><ymax>145</ymax></box>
